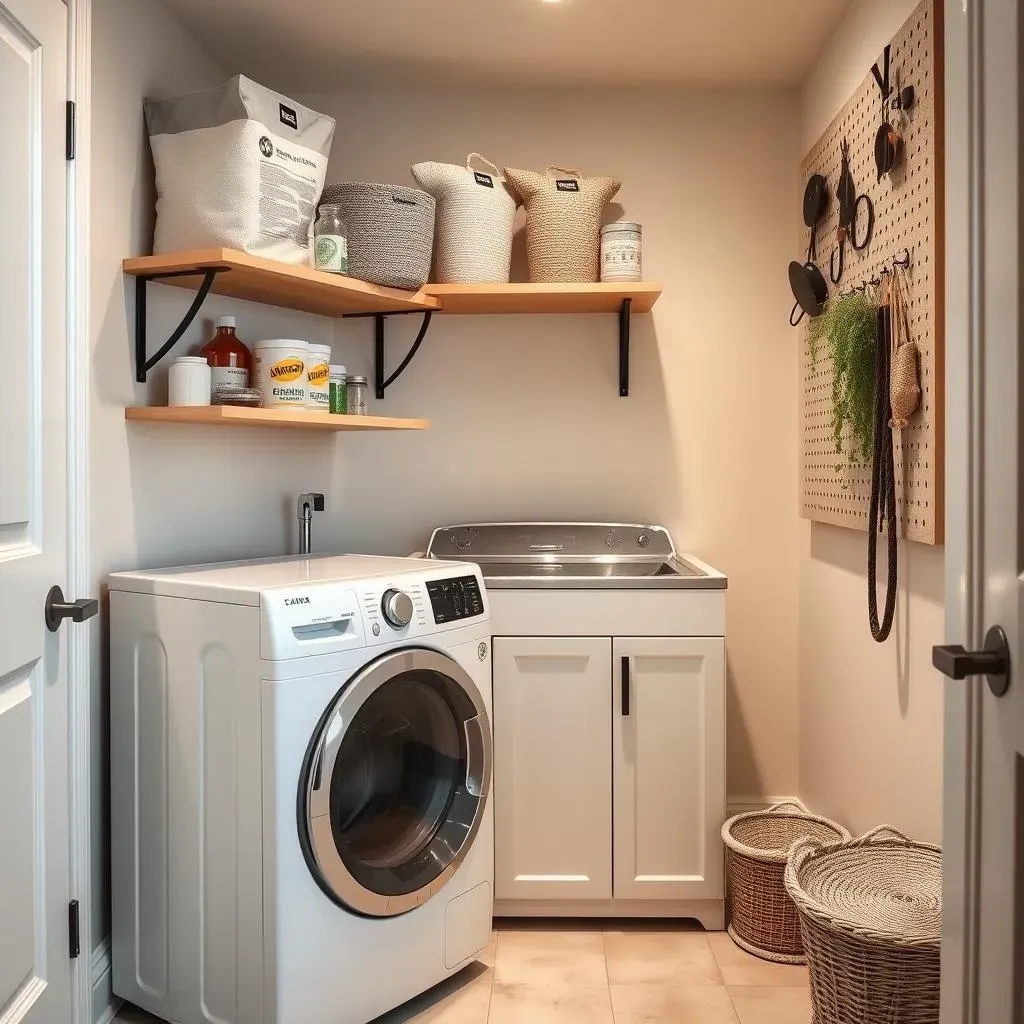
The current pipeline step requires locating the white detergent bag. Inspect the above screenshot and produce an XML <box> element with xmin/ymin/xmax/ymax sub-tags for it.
<box><xmin>145</xmin><ymin>75</ymin><xmax>336</xmax><ymax>264</ymax></box>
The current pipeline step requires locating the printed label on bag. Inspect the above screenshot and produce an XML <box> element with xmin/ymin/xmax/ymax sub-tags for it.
<box><xmin>279</xmin><ymin>103</ymin><xmax>298</xmax><ymax>130</ymax></box>
<box><xmin>555</xmin><ymin>179</ymin><xmax>580</xmax><ymax>192</ymax></box>
<box><xmin>473</xmin><ymin>171</ymin><xmax>495</xmax><ymax>188</ymax></box>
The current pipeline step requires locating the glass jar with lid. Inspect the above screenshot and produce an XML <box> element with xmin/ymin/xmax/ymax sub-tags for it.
<box><xmin>347</xmin><ymin>374</ymin><xmax>369</xmax><ymax>415</ymax></box>
<box><xmin>314</xmin><ymin>204</ymin><xmax>349</xmax><ymax>275</ymax></box>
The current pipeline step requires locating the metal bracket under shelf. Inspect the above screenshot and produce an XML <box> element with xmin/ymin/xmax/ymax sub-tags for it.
<box><xmin>344</xmin><ymin>310</ymin><xmax>434</xmax><ymax>400</ymax></box>
<box><xmin>618</xmin><ymin>297</ymin><xmax>632</xmax><ymax>397</ymax></box>
<box><xmin>134</xmin><ymin>267</ymin><xmax>227</xmax><ymax>383</ymax></box>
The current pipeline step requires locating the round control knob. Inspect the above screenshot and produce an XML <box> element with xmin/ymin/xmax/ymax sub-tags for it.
<box><xmin>381</xmin><ymin>589</ymin><xmax>414</xmax><ymax>629</ymax></box>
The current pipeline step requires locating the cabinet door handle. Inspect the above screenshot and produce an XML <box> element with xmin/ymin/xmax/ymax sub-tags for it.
<box><xmin>621</xmin><ymin>656</ymin><xmax>630</xmax><ymax>716</ymax></box>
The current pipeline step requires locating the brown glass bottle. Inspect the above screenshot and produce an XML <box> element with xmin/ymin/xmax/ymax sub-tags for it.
<box><xmin>201</xmin><ymin>316</ymin><xmax>251</xmax><ymax>390</ymax></box>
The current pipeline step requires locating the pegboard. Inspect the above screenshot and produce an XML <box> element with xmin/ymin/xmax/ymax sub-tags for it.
<box><xmin>800</xmin><ymin>0</ymin><xmax>944</xmax><ymax>546</ymax></box>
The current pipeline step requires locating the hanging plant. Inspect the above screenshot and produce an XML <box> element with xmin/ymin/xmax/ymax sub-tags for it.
<box><xmin>808</xmin><ymin>292</ymin><xmax>877</xmax><ymax>465</ymax></box>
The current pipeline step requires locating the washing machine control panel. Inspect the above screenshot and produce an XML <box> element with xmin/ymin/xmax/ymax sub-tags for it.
<box><xmin>425</xmin><ymin>575</ymin><xmax>484</xmax><ymax>625</ymax></box>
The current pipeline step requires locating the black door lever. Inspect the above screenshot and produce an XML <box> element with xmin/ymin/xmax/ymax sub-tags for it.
<box><xmin>933</xmin><ymin>625</ymin><xmax>1011</xmax><ymax>697</ymax></box>
<box><xmin>44</xmin><ymin>585</ymin><xmax>99</xmax><ymax>632</ymax></box>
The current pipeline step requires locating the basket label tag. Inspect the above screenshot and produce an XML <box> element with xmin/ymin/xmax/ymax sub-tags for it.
<box><xmin>279</xmin><ymin>103</ymin><xmax>298</xmax><ymax>130</ymax></box>
<box><xmin>555</xmin><ymin>179</ymin><xmax>580</xmax><ymax>191</ymax></box>
<box><xmin>473</xmin><ymin>171</ymin><xmax>495</xmax><ymax>188</ymax></box>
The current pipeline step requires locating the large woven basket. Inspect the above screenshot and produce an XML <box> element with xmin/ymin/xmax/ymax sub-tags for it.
<box><xmin>319</xmin><ymin>182</ymin><xmax>435</xmax><ymax>290</ymax></box>
<box><xmin>411</xmin><ymin>154</ymin><xmax>518</xmax><ymax>284</ymax></box>
<box><xmin>503</xmin><ymin>165</ymin><xmax>620</xmax><ymax>283</ymax></box>
<box><xmin>723</xmin><ymin>802</ymin><xmax>850</xmax><ymax>964</ymax></box>
<box><xmin>784</xmin><ymin>827</ymin><xmax>942</xmax><ymax>1024</ymax></box>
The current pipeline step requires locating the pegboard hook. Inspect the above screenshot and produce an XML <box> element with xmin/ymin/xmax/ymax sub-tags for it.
<box><xmin>871</xmin><ymin>44</ymin><xmax>893</xmax><ymax>101</ymax></box>
<box><xmin>893</xmin><ymin>247</ymin><xmax>912</xmax><ymax>270</ymax></box>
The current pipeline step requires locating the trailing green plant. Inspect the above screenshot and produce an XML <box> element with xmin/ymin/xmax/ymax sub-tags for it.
<box><xmin>808</xmin><ymin>292</ymin><xmax>877</xmax><ymax>464</ymax></box>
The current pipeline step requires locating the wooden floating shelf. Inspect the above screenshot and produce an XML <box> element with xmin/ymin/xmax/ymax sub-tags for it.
<box><xmin>422</xmin><ymin>281</ymin><xmax>663</xmax><ymax>315</ymax></box>
<box><xmin>122</xmin><ymin>248</ymin><xmax>440</xmax><ymax>317</ymax></box>
<box><xmin>125</xmin><ymin>406</ymin><xmax>429</xmax><ymax>432</ymax></box>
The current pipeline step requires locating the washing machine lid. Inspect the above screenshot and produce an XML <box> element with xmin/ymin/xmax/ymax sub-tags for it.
<box><xmin>299</xmin><ymin>646</ymin><xmax>491</xmax><ymax>918</ymax></box>
<box><xmin>107</xmin><ymin>553</ymin><xmax>467</xmax><ymax>605</ymax></box>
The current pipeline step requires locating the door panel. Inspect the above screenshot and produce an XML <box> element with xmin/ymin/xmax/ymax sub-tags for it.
<box><xmin>493</xmin><ymin>637</ymin><xmax>612</xmax><ymax>901</ymax></box>
<box><xmin>613</xmin><ymin>638</ymin><xmax>725</xmax><ymax>901</ymax></box>
<box><xmin>0</xmin><ymin>1</ymin><xmax>70</xmax><ymax>1021</ymax></box>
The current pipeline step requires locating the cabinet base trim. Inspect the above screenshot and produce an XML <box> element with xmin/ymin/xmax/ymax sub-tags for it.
<box><xmin>494</xmin><ymin>898</ymin><xmax>725</xmax><ymax>931</ymax></box>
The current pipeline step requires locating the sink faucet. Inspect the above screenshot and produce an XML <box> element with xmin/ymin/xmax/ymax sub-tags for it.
<box><xmin>297</xmin><ymin>493</ymin><xmax>325</xmax><ymax>555</ymax></box>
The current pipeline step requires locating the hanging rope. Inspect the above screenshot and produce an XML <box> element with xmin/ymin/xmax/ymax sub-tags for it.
<box><xmin>867</xmin><ymin>275</ymin><xmax>898</xmax><ymax>642</ymax></box>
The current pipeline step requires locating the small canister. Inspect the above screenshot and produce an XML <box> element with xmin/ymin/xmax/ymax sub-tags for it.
<box><xmin>306</xmin><ymin>344</ymin><xmax>332</xmax><ymax>410</ymax></box>
<box><xmin>168</xmin><ymin>356</ymin><xmax>211</xmax><ymax>406</ymax></box>
<box><xmin>347</xmin><ymin>374</ymin><xmax>369</xmax><ymax>416</ymax></box>
<box><xmin>329</xmin><ymin>365</ymin><xmax>348</xmax><ymax>414</ymax></box>
<box><xmin>252</xmin><ymin>339</ymin><xmax>309</xmax><ymax>408</ymax></box>
<box><xmin>600</xmin><ymin>221</ymin><xmax>643</xmax><ymax>283</ymax></box>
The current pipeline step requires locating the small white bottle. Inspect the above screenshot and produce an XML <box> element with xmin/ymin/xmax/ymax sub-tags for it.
<box><xmin>168</xmin><ymin>357</ymin><xmax>212</xmax><ymax>406</ymax></box>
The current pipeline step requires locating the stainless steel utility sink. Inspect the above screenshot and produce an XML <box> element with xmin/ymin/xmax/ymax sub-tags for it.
<box><xmin>425</xmin><ymin>524</ymin><xmax>727</xmax><ymax>590</ymax></box>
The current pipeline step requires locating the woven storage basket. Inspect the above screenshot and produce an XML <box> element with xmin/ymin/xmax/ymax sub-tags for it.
<box><xmin>784</xmin><ymin>826</ymin><xmax>942</xmax><ymax>1024</ymax></box>
<box><xmin>319</xmin><ymin>182</ymin><xmax>435</xmax><ymax>290</ymax></box>
<box><xmin>411</xmin><ymin>154</ymin><xmax>518</xmax><ymax>284</ymax></box>
<box><xmin>503</xmin><ymin>165</ymin><xmax>620</xmax><ymax>283</ymax></box>
<box><xmin>723</xmin><ymin>802</ymin><xmax>850</xmax><ymax>964</ymax></box>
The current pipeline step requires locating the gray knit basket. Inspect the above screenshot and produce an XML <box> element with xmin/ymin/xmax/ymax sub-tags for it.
<box><xmin>320</xmin><ymin>182</ymin><xmax>435</xmax><ymax>290</ymax></box>
<box><xmin>784</xmin><ymin>826</ymin><xmax>942</xmax><ymax>1024</ymax></box>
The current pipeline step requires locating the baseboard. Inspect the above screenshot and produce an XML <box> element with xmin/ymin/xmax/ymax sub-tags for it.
<box><xmin>91</xmin><ymin>938</ymin><xmax>121</xmax><ymax>1024</ymax></box>
<box><xmin>726</xmin><ymin>795</ymin><xmax>806</xmax><ymax>818</ymax></box>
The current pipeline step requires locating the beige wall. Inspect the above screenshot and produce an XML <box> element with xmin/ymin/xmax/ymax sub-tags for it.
<box><xmin>797</xmin><ymin>0</ymin><xmax>945</xmax><ymax>843</ymax></box>
<box><xmin>302</xmin><ymin>87</ymin><xmax>802</xmax><ymax>804</ymax></box>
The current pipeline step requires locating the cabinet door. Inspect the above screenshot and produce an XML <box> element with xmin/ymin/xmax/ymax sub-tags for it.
<box><xmin>493</xmin><ymin>637</ymin><xmax>612</xmax><ymax>901</ymax></box>
<box><xmin>613</xmin><ymin>637</ymin><xmax>725</xmax><ymax>901</ymax></box>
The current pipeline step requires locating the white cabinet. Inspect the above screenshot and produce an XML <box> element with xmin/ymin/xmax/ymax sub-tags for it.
<box><xmin>493</xmin><ymin>634</ymin><xmax>725</xmax><ymax>914</ymax></box>
<box><xmin>493</xmin><ymin>637</ymin><xmax>612</xmax><ymax>901</ymax></box>
<box><xmin>613</xmin><ymin>637</ymin><xmax>725</xmax><ymax>901</ymax></box>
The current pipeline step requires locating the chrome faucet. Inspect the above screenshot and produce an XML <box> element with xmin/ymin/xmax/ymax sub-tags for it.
<box><xmin>297</xmin><ymin>493</ymin><xmax>325</xmax><ymax>555</ymax></box>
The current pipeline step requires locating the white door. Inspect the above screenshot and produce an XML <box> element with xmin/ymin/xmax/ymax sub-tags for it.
<box><xmin>0</xmin><ymin>1</ymin><xmax>75</xmax><ymax>1022</ymax></box>
<box><xmin>613</xmin><ymin>637</ymin><xmax>725</xmax><ymax>901</ymax></box>
<box><xmin>939</xmin><ymin>2</ymin><xmax>1024</xmax><ymax>1022</ymax></box>
<box><xmin>492</xmin><ymin>637</ymin><xmax>612</xmax><ymax>902</ymax></box>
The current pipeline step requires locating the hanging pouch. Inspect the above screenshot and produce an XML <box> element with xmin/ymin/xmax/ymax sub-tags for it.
<box><xmin>889</xmin><ymin>269</ymin><xmax>921</xmax><ymax>428</ymax></box>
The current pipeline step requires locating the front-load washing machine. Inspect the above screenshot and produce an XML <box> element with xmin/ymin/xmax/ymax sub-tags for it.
<box><xmin>108</xmin><ymin>554</ymin><xmax>493</xmax><ymax>1024</ymax></box>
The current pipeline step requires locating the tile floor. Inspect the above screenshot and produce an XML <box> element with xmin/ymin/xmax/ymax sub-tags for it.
<box><xmin>116</xmin><ymin>920</ymin><xmax>813</xmax><ymax>1024</ymax></box>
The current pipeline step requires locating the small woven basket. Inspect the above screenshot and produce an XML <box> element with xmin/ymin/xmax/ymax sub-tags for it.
<box><xmin>503</xmin><ymin>165</ymin><xmax>620</xmax><ymax>283</ymax></box>
<box><xmin>411</xmin><ymin>154</ymin><xmax>519</xmax><ymax>284</ymax></box>
<box><xmin>320</xmin><ymin>182</ymin><xmax>435</xmax><ymax>290</ymax></box>
<box><xmin>723</xmin><ymin>802</ymin><xmax>850</xmax><ymax>964</ymax></box>
<box><xmin>784</xmin><ymin>826</ymin><xmax>942</xmax><ymax>1024</ymax></box>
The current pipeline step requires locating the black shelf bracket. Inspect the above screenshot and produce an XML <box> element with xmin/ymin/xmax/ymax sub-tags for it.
<box><xmin>343</xmin><ymin>310</ymin><xmax>434</xmax><ymax>399</ymax></box>
<box><xmin>134</xmin><ymin>267</ymin><xmax>227</xmax><ymax>383</ymax></box>
<box><xmin>619</xmin><ymin>297</ymin><xmax>632</xmax><ymax>397</ymax></box>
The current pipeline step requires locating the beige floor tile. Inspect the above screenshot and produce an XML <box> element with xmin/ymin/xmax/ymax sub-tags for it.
<box><xmin>610</xmin><ymin>984</ymin><xmax>739</xmax><ymax>1024</ymax></box>
<box><xmin>603</xmin><ymin>928</ymin><xmax>723</xmax><ymax>986</ymax></box>
<box><xmin>494</xmin><ymin>928</ymin><xmax>608</xmax><ymax>986</ymax></box>
<box><xmin>728</xmin><ymin>985</ymin><xmax>813</xmax><ymax>1024</ymax></box>
<box><xmin>707</xmin><ymin>933</ymin><xmax>809</xmax><ymax>987</ymax></box>
<box><xmin>372</xmin><ymin>965</ymin><xmax>493</xmax><ymax>1023</ymax></box>
<box><xmin>488</xmin><ymin>983</ymin><xmax>614</xmax><ymax>1024</ymax></box>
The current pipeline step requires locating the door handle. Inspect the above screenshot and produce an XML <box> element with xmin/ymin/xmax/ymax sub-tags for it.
<box><xmin>44</xmin><ymin>585</ymin><xmax>99</xmax><ymax>633</ymax></box>
<box><xmin>621</xmin><ymin>656</ymin><xmax>631</xmax><ymax>716</ymax></box>
<box><xmin>932</xmin><ymin>625</ymin><xmax>1011</xmax><ymax>697</ymax></box>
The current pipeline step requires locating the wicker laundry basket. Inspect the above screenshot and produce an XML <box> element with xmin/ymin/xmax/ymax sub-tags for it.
<box><xmin>319</xmin><ymin>182</ymin><xmax>435</xmax><ymax>290</ymax></box>
<box><xmin>723</xmin><ymin>802</ymin><xmax>850</xmax><ymax>964</ymax></box>
<box><xmin>784</xmin><ymin>827</ymin><xmax>942</xmax><ymax>1024</ymax></box>
<box><xmin>503</xmin><ymin>165</ymin><xmax>620</xmax><ymax>283</ymax></box>
<box><xmin>411</xmin><ymin>154</ymin><xmax>519</xmax><ymax>283</ymax></box>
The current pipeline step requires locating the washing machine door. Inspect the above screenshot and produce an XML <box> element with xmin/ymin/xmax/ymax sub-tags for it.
<box><xmin>300</xmin><ymin>646</ymin><xmax>491</xmax><ymax>917</ymax></box>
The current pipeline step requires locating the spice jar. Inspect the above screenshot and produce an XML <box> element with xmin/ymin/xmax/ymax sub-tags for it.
<box><xmin>329</xmin><ymin>365</ymin><xmax>348</xmax><ymax>414</ymax></box>
<box><xmin>201</xmin><ymin>315</ymin><xmax>251</xmax><ymax>389</ymax></box>
<box><xmin>600</xmin><ymin>222</ymin><xmax>643</xmax><ymax>282</ymax></box>
<box><xmin>314</xmin><ymin>205</ymin><xmax>349</xmax><ymax>275</ymax></box>
<box><xmin>168</xmin><ymin>357</ymin><xmax>211</xmax><ymax>406</ymax></box>
<box><xmin>347</xmin><ymin>374</ymin><xmax>369</xmax><ymax>416</ymax></box>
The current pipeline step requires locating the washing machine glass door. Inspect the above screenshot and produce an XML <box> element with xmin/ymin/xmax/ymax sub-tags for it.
<box><xmin>301</xmin><ymin>647</ymin><xmax>491</xmax><ymax>917</ymax></box>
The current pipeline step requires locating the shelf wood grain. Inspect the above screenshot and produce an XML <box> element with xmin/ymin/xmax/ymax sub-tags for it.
<box><xmin>122</xmin><ymin>248</ymin><xmax>439</xmax><ymax>317</ymax></box>
<box><xmin>125</xmin><ymin>406</ymin><xmax>429</xmax><ymax>432</ymax></box>
<box><xmin>422</xmin><ymin>281</ymin><xmax>662</xmax><ymax>315</ymax></box>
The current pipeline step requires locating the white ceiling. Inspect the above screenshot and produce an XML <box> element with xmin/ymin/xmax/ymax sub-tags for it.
<box><xmin>158</xmin><ymin>0</ymin><xmax>853</xmax><ymax>92</ymax></box>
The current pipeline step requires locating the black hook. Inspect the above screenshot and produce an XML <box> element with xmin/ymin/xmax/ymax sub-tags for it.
<box><xmin>871</xmin><ymin>44</ymin><xmax>892</xmax><ymax>101</ymax></box>
<box><xmin>893</xmin><ymin>248</ymin><xmax>912</xmax><ymax>270</ymax></box>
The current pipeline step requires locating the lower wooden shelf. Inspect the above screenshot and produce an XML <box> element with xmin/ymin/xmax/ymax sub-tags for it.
<box><xmin>125</xmin><ymin>406</ymin><xmax>429</xmax><ymax>432</ymax></box>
